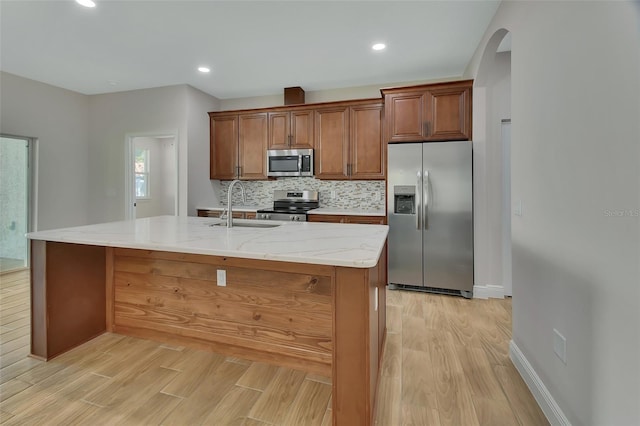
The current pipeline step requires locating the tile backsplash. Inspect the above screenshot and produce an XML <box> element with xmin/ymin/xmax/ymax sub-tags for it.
<box><xmin>220</xmin><ymin>178</ymin><xmax>385</xmax><ymax>210</ymax></box>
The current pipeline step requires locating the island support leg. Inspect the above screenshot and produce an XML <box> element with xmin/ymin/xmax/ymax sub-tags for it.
<box><xmin>30</xmin><ymin>241</ymin><xmax>107</xmax><ymax>360</ymax></box>
<box><xmin>333</xmin><ymin>262</ymin><xmax>383</xmax><ymax>426</ymax></box>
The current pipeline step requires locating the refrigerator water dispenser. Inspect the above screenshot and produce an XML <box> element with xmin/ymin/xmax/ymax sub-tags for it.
<box><xmin>393</xmin><ymin>186</ymin><xmax>416</xmax><ymax>214</ymax></box>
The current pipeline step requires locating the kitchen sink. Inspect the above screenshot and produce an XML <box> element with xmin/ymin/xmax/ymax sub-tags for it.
<box><xmin>209</xmin><ymin>221</ymin><xmax>281</xmax><ymax>229</ymax></box>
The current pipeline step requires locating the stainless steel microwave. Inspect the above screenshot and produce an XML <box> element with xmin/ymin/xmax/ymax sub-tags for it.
<box><xmin>266</xmin><ymin>149</ymin><xmax>313</xmax><ymax>177</ymax></box>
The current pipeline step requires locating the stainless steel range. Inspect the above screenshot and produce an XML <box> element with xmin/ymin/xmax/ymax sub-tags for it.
<box><xmin>256</xmin><ymin>190</ymin><xmax>319</xmax><ymax>221</ymax></box>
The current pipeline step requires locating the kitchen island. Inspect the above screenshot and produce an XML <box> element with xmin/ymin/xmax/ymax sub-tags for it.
<box><xmin>27</xmin><ymin>215</ymin><xmax>388</xmax><ymax>426</ymax></box>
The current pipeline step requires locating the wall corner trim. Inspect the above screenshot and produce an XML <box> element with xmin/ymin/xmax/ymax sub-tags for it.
<box><xmin>472</xmin><ymin>284</ymin><xmax>504</xmax><ymax>299</ymax></box>
<box><xmin>509</xmin><ymin>340</ymin><xmax>572</xmax><ymax>426</ymax></box>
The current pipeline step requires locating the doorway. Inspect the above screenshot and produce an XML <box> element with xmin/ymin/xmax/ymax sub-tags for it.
<box><xmin>125</xmin><ymin>134</ymin><xmax>178</xmax><ymax>219</ymax></box>
<box><xmin>473</xmin><ymin>29</ymin><xmax>512</xmax><ymax>298</ymax></box>
<box><xmin>0</xmin><ymin>135</ymin><xmax>32</xmax><ymax>273</ymax></box>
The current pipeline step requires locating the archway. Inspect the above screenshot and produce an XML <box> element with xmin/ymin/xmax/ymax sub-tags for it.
<box><xmin>472</xmin><ymin>29</ymin><xmax>512</xmax><ymax>297</ymax></box>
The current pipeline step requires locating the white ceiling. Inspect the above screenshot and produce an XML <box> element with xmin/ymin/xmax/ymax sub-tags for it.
<box><xmin>0</xmin><ymin>0</ymin><xmax>500</xmax><ymax>99</ymax></box>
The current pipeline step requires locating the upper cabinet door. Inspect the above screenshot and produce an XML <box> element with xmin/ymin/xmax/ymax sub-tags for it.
<box><xmin>384</xmin><ymin>92</ymin><xmax>426</xmax><ymax>143</ymax></box>
<box><xmin>425</xmin><ymin>84</ymin><xmax>472</xmax><ymax>141</ymax></box>
<box><xmin>238</xmin><ymin>113</ymin><xmax>268</xmax><ymax>179</ymax></box>
<box><xmin>350</xmin><ymin>103</ymin><xmax>385</xmax><ymax>179</ymax></box>
<box><xmin>382</xmin><ymin>80</ymin><xmax>473</xmax><ymax>143</ymax></box>
<box><xmin>314</xmin><ymin>106</ymin><xmax>349</xmax><ymax>179</ymax></box>
<box><xmin>268</xmin><ymin>110</ymin><xmax>313</xmax><ymax>150</ymax></box>
<box><xmin>268</xmin><ymin>112</ymin><xmax>290</xmax><ymax>150</ymax></box>
<box><xmin>210</xmin><ymin>114</ymin><xmax>238</xmax><ymax>180</ymax></box>
<box><xmin>290</xmin><ymin>110</ymin><xmax>314</xmax><ymax>149</ymax></box>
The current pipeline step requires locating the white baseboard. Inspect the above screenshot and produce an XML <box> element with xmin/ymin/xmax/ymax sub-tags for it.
<box><xmin>472</xmin><ymin>284</ymin><xmax>504</xmax><ymax>299</ymax></box>
<box><xmin>509</xmin><ymin>340</ymin><xmax>571</xmax><ymax>426</ymax></box>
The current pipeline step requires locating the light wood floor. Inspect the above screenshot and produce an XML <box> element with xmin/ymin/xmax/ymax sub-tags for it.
<box><xmin>0</xmin><ymin>259</ymin><xmax>26</xmax><ymax>275</ymax></box>
<box><xmin>0</xmin><ymin>270</ymin><xmax>547</xmax><ymax>425</ymax></box>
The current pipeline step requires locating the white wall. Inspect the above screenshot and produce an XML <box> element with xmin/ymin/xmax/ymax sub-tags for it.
<box><xmin>185</xmin><ymin>86</ymin><xmax>221</xmax><ymax>216</ymax></box>
<box><xmin>218</xmin><ymin>77</ymin><xmax>466</xmax><ymax>110</ymax></box>
<box><xmin>88</xmin><ymin>85</ymin><xmax>189</xmax><ymax>223</ymax></box>
<box><xmin>0</xmin><ymin>72</ymin><xmax>90</xmax><ymax>231</ymax></box>
<box><xmin>467</xmin><ymin>1</ymin><xmax>640</xmax><ymax>424</ymax></box>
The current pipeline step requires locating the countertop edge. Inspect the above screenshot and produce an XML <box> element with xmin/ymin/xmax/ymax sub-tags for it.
<box><xmin>27</xmin><ymin>235</ymin><xmax>383</xmax><ymax>268</ymax></box>
<box><xmin>27</xmin><ymin>218</ymin><xmax>388</xmax><ymax>269</ymax></box>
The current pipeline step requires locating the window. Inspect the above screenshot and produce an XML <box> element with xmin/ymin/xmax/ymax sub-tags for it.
<box><xmin>135</xmin><ymin>148</ymin><xmax>150</xmax><ymax>199</ymax></box>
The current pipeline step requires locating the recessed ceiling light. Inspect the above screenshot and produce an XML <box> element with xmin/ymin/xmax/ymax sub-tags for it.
<box><xmin>76</xmin><ymin>0</ymin><xmax>96</xmax><ymax>8</ymax></box>
<box><xmin>372</xmin><ymin>43</ymin><xmax>386</xmax><ymax>51</ymax></box>
<box><xmin>198</xmin><ymin>66</ymin><xmax>211</xmax><ymax>73</ymax></box>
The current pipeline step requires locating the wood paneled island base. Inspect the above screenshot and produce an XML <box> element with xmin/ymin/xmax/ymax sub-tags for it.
<box><xmin>31</xmin><ymin>240</ymin><xmax>386</xmax><ymax>426</ymax></box>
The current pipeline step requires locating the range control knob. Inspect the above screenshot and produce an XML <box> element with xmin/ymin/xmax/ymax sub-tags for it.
<box><xmin>294</xmin><ymin>216</ymin><xmax>301</xmax><ymax>221</ymax></box>
<box><xmin>289</xmin><ymin>215</ymin><xmax>296</xmax><ymax>221</ymax></box>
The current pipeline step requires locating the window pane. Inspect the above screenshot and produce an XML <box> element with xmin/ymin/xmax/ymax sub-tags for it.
<box><xmin>135</xmin><ymin>148</ymin><xmax>148</xmax><ymax>173</ymax></box>
<box><xmin>135</xmin><ymin>173</ymin><xmax>147</xmax><ymax>198</ymax></box>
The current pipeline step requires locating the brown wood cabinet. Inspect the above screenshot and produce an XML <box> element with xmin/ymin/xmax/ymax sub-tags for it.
<box><xmin>308</xmin><ymin>214</ymin><xmax>386</xmax><ymax>224</ymax></box>
<box><xmin>350</xmin><ymin>103</ymin><xmax>385</xmax><ymax>179</ymax></box>
<box><xmin>196</xmin><ymin>209</ymin><xmax>253</xmax><ymax>219</ymax></box>
<box><xmin>210</xmin><ymin>96</ymin><xmax>391</xmax><ymax>182</ymax></box>
<box><xmin>209</xmin><ymin>112</ymin><xmax>268</xmax><ymax>180</ymax></box>
<box><xmin>314</xmin><ymin>101</ymin><xmax>384</xmax><ymax>180</ymax></box>
<box><xmin>238</xmin><ymin>113</ymin><xmax>268</xmax><ymax>179</ymax></box>
<box><xmin>382</xmin><ymin>80</ymin><xmax>472</xmax><ymax>143</ymax></box>
<box><xmin>210</xmin><ymin>114</ymin><xmax>238</xmax><ymax>180</ymax></box>
<box><xmin>268</xmin><ymin>110</ymin><xmax>314</xmax><ymax>149</ymax></box>
<box><xmin>198</xmin><ymin>210</ymin><xmax>242</xmax><ymax>219</ymax></box>
<box><xmin>314</xmin><ymin>106</ymin><xmax>350</xmax><ymax>179</ymax></box>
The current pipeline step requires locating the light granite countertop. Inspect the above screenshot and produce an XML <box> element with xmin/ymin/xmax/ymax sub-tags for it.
<box><xmin>27</xmin><ymin>215</ymin><xmax>388</xmax><ymax>268</ymax></box>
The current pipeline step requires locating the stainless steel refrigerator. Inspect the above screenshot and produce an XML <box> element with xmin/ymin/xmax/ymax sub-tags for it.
<box><xmin>387</xmin><ymin>141</ymin><xmax>473</xmax><ymax>298</ymax></box>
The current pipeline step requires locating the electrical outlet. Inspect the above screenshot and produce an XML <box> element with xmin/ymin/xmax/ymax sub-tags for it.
<box><xmin>553</xmin><ymin>328</ymin><xmax>566</xmax><ymax>364</ymax></box>
<box><xmin>331</xmin><ymin>190</ymin><xmax>336</xmax><ymax>199</ymax></box>
<box><xmin>217</xmin><ymin>269</ymin><xmax>226</xmax><ymax>287</ymax></box>
<box><xmin>373</xmin><ymin>191</ymin><xmax>380</xmax><ymax>201</ymax></box>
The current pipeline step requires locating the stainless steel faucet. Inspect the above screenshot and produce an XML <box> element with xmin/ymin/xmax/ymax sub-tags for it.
<box><xmin>226</xmin><ymin>179</ymin><xmax>246</xmax><ymax>228</ymax></box>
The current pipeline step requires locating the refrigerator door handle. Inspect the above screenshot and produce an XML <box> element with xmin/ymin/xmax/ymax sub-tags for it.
<box><xmin>424</xmin><ymin>170</ymin><xmax>430</xmax><ymax>229</ymax></box>
<box><xmin>416</xmin><ymin>170</ymin><xmax>421</xmax><ymax>230</ymax></box>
